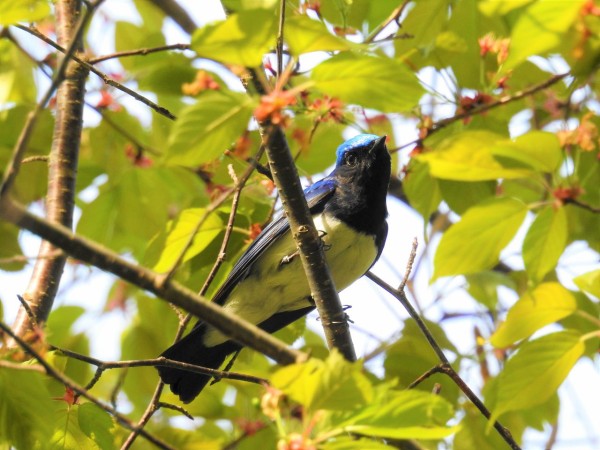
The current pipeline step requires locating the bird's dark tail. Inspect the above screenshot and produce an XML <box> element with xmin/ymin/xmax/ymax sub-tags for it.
<box><xmin>158</xmin><ymin>324</ymin><xmax>240</xmax><ymax>403</ymax></box>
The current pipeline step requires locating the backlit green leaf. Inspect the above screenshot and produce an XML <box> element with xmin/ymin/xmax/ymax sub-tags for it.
<box><xmin>491</xmin><ymin>282</ymin><xmax>577</xmax><ymax>348</ymax></box>
<box><xmin>0</xmin><ymin>0</ymin><xmax>49</xmax><ymax>25</ymax></box>
<box><xmin>504</xmin><ymin>0</ymin><xmax>585</xmax><ymax>70</ymax></box>
<box><xmin>167</xmin><ymin>91</ymin><xmax>254</xmax><ymax>166</ymax></box>
<box><xmin>433</xmin><ymin>197</ymin><xmax>528</xmax><ymax>279</ymax></box>
<box><xmin>491</xmin><ymin>131</ymin><xmax>563</xmax><ymax>172</ymax></box>
<box><xmin>0</xmin><ymin>367</ymin><xmax>54</xmax><ymax>449</ymax></box>
<box><xmin>191</xmin><ymin>9</ymin><xmax>277</xmax><ymax>67</ymax></box>
<box><xmin>153</xmin><ymin>208</ymin><xmax>224</xmax><ymax>272</ymax></box>
<box><xmin>286</xmin><ymin>15</ymin><xmax>354</xmax><ymax>55</ymax></box>
<box><xmin>272</xmin><ymin>350</ymin><xmax>372</xmax><ymax>413</ymax></box>
<box><xmin>312</xmin><ymin>53</ymin><xmax>424</xmax><ymax>113</ymax></box>
<box><xmin>403</xmin><ymin>161</ymin><xmax>442</xmax><ymax>220</ymax></box>
<box><xmin>522</xmin><ymin>206</ymin><xmax>568</xmax><ymax>283</ymax></box>
<box><xmin>78</xmin><ymin>403</ymin><xmax>115</xmax><ymax>450</ymax></box>
<box><xmin>418</xmin><ymin>131</ymin><xmax>533</xmax><ymax>181</ymax></box>
<box><xmin>490</xmin><ymin>331</ymin><xmax>584</xmax><ymax>423</ymax></box>
<box><xmin>339</xmin><ymin>391</ymin><xmax>456</xmax><ymax>440</ymax></box>
<box><xmin>573</xmin><ymin>269</ymin><xmax>600</xmax><ymax>299</ymax></box>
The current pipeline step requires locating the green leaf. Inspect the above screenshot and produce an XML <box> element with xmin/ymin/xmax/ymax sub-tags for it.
<box><xmin>438</xmin><ymin>179</ymin><xmax>496</xmax><ymax>215</ymax></box>
<box><xmin>152</xmin><ymin>208</ymin><xmax>224</xmax><ymax>272</ymax></box>
<box><xmin>77</xmin><ymin>167</ymin><xmax>204</xmax><ymax>257</ymax></box>
<box><xmin>418</xmin><ymin>131</ymin><xmax>533</xmax><ymax>181</ymax></box>
<box><xmin>320</xmin><ymin>437</ymin><xmax>395</xmax><ymax>450</ymax></box>
<box><xmin>0</xmin><ymin>0</ymin><xmax>49</xmax><ymax>25</ymax></box>
<box><xmin>394</xmin><ymin>0</ymin><xmax>450</xmax><ymax>56</ymax></box>
<box><xmin>573</xmin><ymin>269</ymin><xmax>600</xmax><ymax>299</ymax></box>
<box><xmin>78</xmin><ymin>403</ymin><xmax>115</xmax><ymax>450</ymax></box>
<box><xmin>312</xmin><ymin>53</ymin><xmax>424</xmax><ymax>113</ymax></box>
<box><xmin>433</xmin><ymin>197</ymin><xmax>528</xmax><ymax>279</ymax></box>
<box><xmin>466</xmin><ymin>271</ymin><xmax>515</xmax><ymax>309</ymax></box>
<box><xmin>338</xmin><ymin>390</ymin><xmax>456</xmax><ymax>440</ymax></box>
<box><xmin>491</xmin><ymin>282</ymin><xmax>577</xmax><ymax>348</ymax></box>
<box><xmin>522</xmin><ymin>206</ymin><xmax>568</xmax><ymax>283</ymax></box>
<box><xmin>490</xmin><ymin>331</ymin><xmax>584</xmax><ymax>423</ymax></box>
<box><xmin>504</xmin><ymin>0</ymin><xmax>585</xmax><ymax>70</ymax></box>
<box><xmin>490</xmin><ymin>131</ymin><xmax>563</xmax><ymax>172</ymax></box>
<box><xmin>51</xmin><ymin>404</ymin><xmax>102</xmax><ymax>450</ymax></box>
<box><xmin>286</xmin><ymin>15</ymin><xmax>354</xmax><ymax>55</ymax></box>
<box><xmin>272</xmin><ymin>350</ymin><xmax>372</xmax><ymax>413</ymax></box>
<box><xmin>403</xmin><ymin>161</ymin><xmax>442</xmax><ymax>220</ymax></box>
<box><xmin>0</xmin><ymin>221</ymin><xmax>24</xmax><ymax>271</ymax></box>
<box><xmin>191</xmin><ymin>9</ymin><xmax>277</xmax><ymax>67</ymax></box>
<box><xmin>0</xmin><ymin>367</ymin><xmax>54</xmax><ymax>449</ymax></box>
<box><xmin>166</xmin><ymin>91</ymin><xmax>254</xmax><ymax>166</ymax></box>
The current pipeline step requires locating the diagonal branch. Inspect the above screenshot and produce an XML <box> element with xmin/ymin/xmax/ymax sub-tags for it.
<box><xmin>0</xmin><ymin>197</ymin><xmax>306</xmax><ymax>366</ymax></box>
<box><xmin>0</xmin><ymin>321</ymin><xmax>174</xmax><ymax>450</ymax></box>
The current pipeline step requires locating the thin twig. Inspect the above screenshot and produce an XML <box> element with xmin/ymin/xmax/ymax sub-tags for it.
<box><xmin>367</xmin><ymin>271</ymin><xmax>521</xmax><ymax>450</ymax></box>
<box><xmin>13</xmin><ymin>24</ymin><xmax>175</xmax><ymax>120</ymax></box>
<box><xmin>123</xmin><ymin>148</ymin><xmax>267</xmax><ymax>447</ymax></box>
<box><xmin>364</xmin><ymin>0</ymin><xmax>410</xmax><ymax>43</ymax></box>
<box><xmin>276</xmin><ymin>0</ymin><xmax>286</xmax><ymax>76</ymax></box>
<box><xmin>565</xmin><ymin>198</ymin><xmax>600</xmax><ymax>214</ymax></box>
<box><xmin>0</xmin><ymin>1</ymin><xmax>102</xmax><ymax>197</ymax></box>
<box><xmin>0</xmin><ymin>321</ymin><xmax>174</xmax><ymax>450</ymax></box>
<box><xmin>393</xmin><ymin>72</ymin><xmax>570</xmax><ymax>153</ymax></box>
<box><xmin>398</xmin><ymin>237</ymin><xmax>417</xmax><ymax>292</ymax></box>
<box><xmin>0</xmin><ymin>197</ymin><xmax>307</xmax><ymax>366</ymax></box>
<box><xmin>21</xmin><ymin>155</ymin><xmax>49</xmax><ymax>164</ymax></box>
<box><xmin>89</xmin><ymin>43</ymin><xmax>190</xmax><ymax>64</ymax></box>
<box><xmin>52</xmin><ymin>347</ymin><xmax>267</xmax><ymax>387</ymax></box>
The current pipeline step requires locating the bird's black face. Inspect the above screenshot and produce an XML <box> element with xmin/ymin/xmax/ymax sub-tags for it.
<box><xmin>326</xmin><ymin>135</ymin><xmax>391</xmax><ymax>235</ymax></box>
<box><xmin>335</xmin><ymin>136</ymin><xmax>391</xmax><ymax>188</ymax></box>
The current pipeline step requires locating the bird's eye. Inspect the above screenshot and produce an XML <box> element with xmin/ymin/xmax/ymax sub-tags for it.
<box><xmin>345</xmin><ymin>152</ymin><xmax>358</xmax><ymax>166</ymax></box>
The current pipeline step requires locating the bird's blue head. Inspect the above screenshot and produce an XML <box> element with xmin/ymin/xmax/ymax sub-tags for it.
<box><xmin>335</xmin><ymin>134</ymin><xmax>385</xmax><ymax>167</ymax></box>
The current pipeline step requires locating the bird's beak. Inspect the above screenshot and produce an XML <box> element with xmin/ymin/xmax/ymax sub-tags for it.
<box><xmin>369</xmin><ymin>135</ymin><xmax>387</xmax><ymax>155</ymax></box>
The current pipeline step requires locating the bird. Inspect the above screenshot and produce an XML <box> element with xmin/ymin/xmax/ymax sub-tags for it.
<box><xmin>158</xmin><ymin>134</ymin><xmax>391</xmax><ymax>403</ymax></box>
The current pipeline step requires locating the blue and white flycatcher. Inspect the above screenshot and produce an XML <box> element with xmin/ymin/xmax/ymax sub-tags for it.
<box><xmin>158</xmin><ymin>134</ymin><xmax>391</xmax><ymax>402</ymax></box>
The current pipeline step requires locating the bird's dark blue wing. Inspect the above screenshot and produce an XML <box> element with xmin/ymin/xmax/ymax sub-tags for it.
<box><xmin>212</xmin><ymin>177</ymin><xmax>338</xmax><ymax>306</ymax></box>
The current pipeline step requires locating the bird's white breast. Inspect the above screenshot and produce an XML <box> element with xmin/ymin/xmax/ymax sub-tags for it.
<box><xmin>203</xmin><ymin>213</ymin><xmax>378</xmax><ymax>346</ymax></box>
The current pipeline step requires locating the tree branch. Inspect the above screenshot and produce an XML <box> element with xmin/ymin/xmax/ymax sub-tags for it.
<box><xmin>367</xmin><ymin>271</ymin><xmax>521</xmax><ymax>450</ymax></box>
<box><xmin>0</xmin><ymin>321</ymin><xmax>174</xmax><ymax>450</ymax></box>
<box><xmin>261</xmin><ymin>125</ymin><xmax>357</xmax><ymax>362</ymax></box>
<box><xmin>10</xmin><ymin>0</ymin><xmax>90</xmax><ymax>340</ymax></box>
<box><xmin>13</xmin><ymin>24</ymin><xmax>175</xmax><ymax>120</ymax></box>
<box><xmin>0</xmin><ymin>197</ymin><xmax>307</xmax><ymax>366</ymax></box>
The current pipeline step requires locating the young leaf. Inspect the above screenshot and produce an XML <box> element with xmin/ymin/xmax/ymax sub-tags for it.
<box><xmin>573</xmin><ymin>269</ymin><xmax>600</xmax><ymax>299</ymax></box>
<box><xmin>489</xmin><ymin>331</ymin><xmax>584</xmax><ymax>423</ymax></box>
<box><xmin>311</xmin><ymin>53</ymin><xmax>424</xmax><ymax>113</ymax></box>
<box><xmin>285</xmin><ymin>15</ymin><xmax>354</xmax><ymax>55</ymax></box>
<box><xmin>152</xmin><ymin>208</ymin><xmax>223</xmax><ymax>272</ymax></box>
<box><xmin>191</xmin><ymin>9</ymin><xmax>277</xmax><ymax>67</ymax></box>
<box><xmin>271</xmin><ymin>350</ymin><xmax>372</xmax><ymax>413</ymax></box>
<box><xmin>433</xmin><ymin>197</ymin><xmax>528</xmax><ymax>279</ymax></box>
<box><xmin>403</xmin><ymin>161</ymin><xmax>442</xmax><ymax>221</ymax></box>
<box><xmin>491</xmin><ymin>282</ymin><xmax>577</xmax><ymax>348</ymax></box>
<box><xmin>78</xmin><ymin>403</ymin><xmax>115</xmax><ymax>450</ymax></box>
<box><xmin>0</xmin><ymin>0</ymin><xmax>50</xmax><ymax>25</ymax></box>
<box><xmin>503</xmin><ymin>0</ymin><xmax>585</xmax><ymax>70</ymax></box>
<box><xmin>522</xmin><ymin>206</ymin><xmax>568</xmax><ymax>283</ymax></box>
<box><xmin>51</xmin><ymin>404</ymin><xmax>103</xmax><ymax>450</ymax></box>
<box><xmin>490</xmin><ymin>131</ymin><xmax>562</xmax><ymax>172</ymax></box>
<box><xmin>166</xmin><ymin>91</ymin><xmax>254</xmax><ymax>166</ymax></box>
<box><xmin>338</xmin><ymin>390</ymin><xmax>456</xmax><ymax>440</ymax></box>
<box><xmin>0</xmin><ymin>368</ymin><xmax>54</xmax><ymax>449</ymax></box>
<box><xmin>418</xmin><ymin>131</ymin><xmax>533</xmax><ymax>181</ymax></box>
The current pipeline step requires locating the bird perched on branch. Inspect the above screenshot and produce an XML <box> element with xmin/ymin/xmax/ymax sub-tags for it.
<box><xmin>158</xmin><ymin>134</ymin><xmax>391</xmax><ymax>403</ymax></box>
